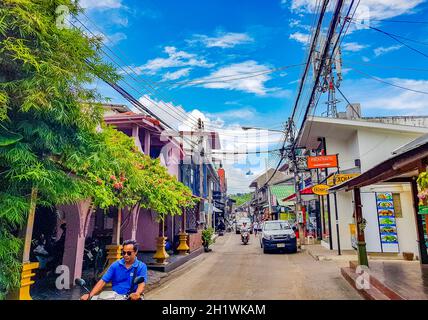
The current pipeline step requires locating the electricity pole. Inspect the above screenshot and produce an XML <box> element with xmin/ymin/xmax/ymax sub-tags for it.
<box><xmin>197</xmin><ymin>118</ymin><xmax>206</xmax><ymax>226</ymax></box>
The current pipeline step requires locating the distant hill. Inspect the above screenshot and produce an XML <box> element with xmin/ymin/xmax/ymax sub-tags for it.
<box><xmin>229</xmin><ymin>193</ymin><xmax>252</xmax><ymax>207</ymax></box>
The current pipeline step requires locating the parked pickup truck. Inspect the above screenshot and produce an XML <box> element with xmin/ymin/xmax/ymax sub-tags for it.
<box><xmin>260</xmin><ymin>220</ymin><xmax>297</xmax><ymax>254</ymax></box>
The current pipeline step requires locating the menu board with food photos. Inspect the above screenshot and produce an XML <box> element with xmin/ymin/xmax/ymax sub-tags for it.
<box><xmin>376</xmin><ymin>192</ymin><xmax>399</xmax><ymax>252</ymax></box>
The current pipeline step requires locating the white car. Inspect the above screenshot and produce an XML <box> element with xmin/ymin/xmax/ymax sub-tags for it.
<box><xmin>260</xmin><ymin>220</ymin><xmax>297</xmax><ymax>253</ymax></box>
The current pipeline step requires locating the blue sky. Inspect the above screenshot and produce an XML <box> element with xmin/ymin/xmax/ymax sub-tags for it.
<box><xmin>78</xmin><ymin>0</ymin><xmax>428</xmax><ymax>193</ymax></box>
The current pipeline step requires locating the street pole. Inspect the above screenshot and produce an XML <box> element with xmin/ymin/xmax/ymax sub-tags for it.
<box><xmin>265</xmin><ymin>158</ymin><xmax>273</xmax><ymax>220</ymax></box>
<box><xmin>354</xmin><ymin>187</ymin><xmax>368</xmax><ymax>267</ymax></box>
<box><xmin>334</xmin><ymin>154</ymin><xmax>341</xmax><ymax>255</ymax></box>
<box><xmin>197</xmin><ymin>118</ymin><xmax>205</xmax><ymax>226</ymax></box>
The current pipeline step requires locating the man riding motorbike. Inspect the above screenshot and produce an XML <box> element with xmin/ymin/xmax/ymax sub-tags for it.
<box><xmin>80</xmin><ymin>239</ymin><xmax>147</xmax><ymax>300</ymax></box>
<box><xmin>241</xmin><ymin>222</ymin><xmax>250</xmax><ymax>244</ymax></box>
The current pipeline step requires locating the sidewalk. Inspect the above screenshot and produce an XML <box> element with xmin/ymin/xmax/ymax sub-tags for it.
<box><xmin>303</xmin><ymin>244</ymin><xmax>357</xmax><ymax>262</ymax></box>
<box><xmin>305</xmin><ymin>244</ymin><xmax>428</xmax><ymax>300</ymax></box>
<box><xmin>341</xmin><ymin>260</ymin><xmax>428</xmax><ymax>300</ymax></box>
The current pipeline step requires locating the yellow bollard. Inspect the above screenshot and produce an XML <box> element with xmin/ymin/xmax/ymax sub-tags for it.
<box><xmin>19</xmin><ymin>262</ymin><xmax>39</xmax><ymax>300</ymax></box>
<box><xmin>101</xmin><ymin>245</ymin><xmax>123</xmax><ymax>287</ymax></box>
<box><xmin>176</xmin><ymin>232</ymin><xmax>190</xmax><ymax>255</ymax></box>
<box><xmin>153</xmin><ymin>236</ymin><xmax>169</xmax><ymax>264</ymax></box>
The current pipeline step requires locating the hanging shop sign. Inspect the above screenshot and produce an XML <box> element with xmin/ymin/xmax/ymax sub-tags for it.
<box><xmin>311</xmin><ymin>184</ymin><xmax>330</xmax><ymax>195</ymax></box>
<box><xmin>296</xmin><ymin>156</ymin><xmax>308</xmax><ymax>171</ymax></box>
<box><xmin>307</xmin><ymin>155</ymin><xmax>338</xmax><ymax>169</ymax></box>
<box><xmin>349</xmin><ymin>223</ymin><xmax>357</xmax><ymax>250</ymax></box>
<box><xmin>376</xmin><ymin>192</ymin><xmax>399</xmax><ymax>253</ymax></box>
<box><xmin>327</xmin><ymin>173</ymin><xmax>360</xmax><ymax>186</ymax></box>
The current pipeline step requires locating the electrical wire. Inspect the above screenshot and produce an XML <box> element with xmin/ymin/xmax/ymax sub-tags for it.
<box><xmin>74</xmin><ymin>14</ymin><xmax>227</xmax><ymax>132</ymax></box>
<box><xmin>349</xmin><ymin>67</ymin><xmax>428</xmax><ymax>95</ymax></box>
<box><xmin>72</xmin><ymin>17</ymin><xmax>204</xmax><ymax>130</ymax></box>
<box><xmin>348</xmin><ymin>20</ymin><xmax>428</xmax><ymax>59</ymax></box>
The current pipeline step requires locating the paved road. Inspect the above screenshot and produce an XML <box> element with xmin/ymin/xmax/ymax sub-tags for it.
<box><xmin>147</xmin><ymin>232</ymin><xmax>362</xmax><ymax>300</ymax></box>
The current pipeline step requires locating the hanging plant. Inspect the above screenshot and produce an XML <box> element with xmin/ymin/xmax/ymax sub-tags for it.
<box><xmin>417</xmin><ymin>171</ymin><xmax>428</xmax><ymax>206</ymax></box>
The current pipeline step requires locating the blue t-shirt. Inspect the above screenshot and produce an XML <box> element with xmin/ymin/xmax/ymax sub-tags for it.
<box><xmin>101</xmin><ymin>258</ymin><xmax>148</xmax><ymax>295</ymax></box>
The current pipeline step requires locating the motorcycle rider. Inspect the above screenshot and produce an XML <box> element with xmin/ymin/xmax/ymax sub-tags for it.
<box><xmin>80</xmin><ymin>239</ymin><xmax>147</xmax><ymax>300</ymax></box>
<box><xmin>241</xmin><ymin>222</ymin><xmax>250</xmax><ymax>243</ymax></box>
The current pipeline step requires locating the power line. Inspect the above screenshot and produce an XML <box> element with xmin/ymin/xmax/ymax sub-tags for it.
<box><xmin>350</xmin><ymin>17</ymin><xmax>428</xmax><ymax>24</ymax></box>
<box><xmin>70</xmin><ymin>17</ymin><xmax>200</xmax><ymax>130</ymax></box>
<box><xmin>350</xmin><ymin>67</ymin><xmax>428</xmax><ymax>95</ymax></box>
<box><xmin>74</xmin><ymin>14</ymin><xmax>224</xmax><ymax>131</ymax></box>
<box><xmin>155</xmin><ymin>64</ymin><xmax>304</xmax><ymax>88</ymax></box>
<box><xmin>333</xmin><ymin>84</ymin><xmax>361</xmax><ymax>117</ymax></box>
<box><xmin>176</xmin><ymin>65</ymin><xmax>303</xmax><ymax>87</ymax></box>
<box><xmin>349</xmin><ymin>20</ymin><xmax>428</xmax><ymax>59</ymax></box>
<box><xmin>346</xmin><ymin>60</ymin><xmax>428</xmax><ymax>73</ymax></box>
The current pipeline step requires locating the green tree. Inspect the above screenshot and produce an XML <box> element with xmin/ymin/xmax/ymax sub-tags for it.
<box><xmin>0</xmin><ymin>0</ymin><xmax>194</xmax><ymax>299</ymax></box>
<box><xmin>230</xmin><ymin>193</ymin><xmax>252</xmax><ymax>207</ymax></box>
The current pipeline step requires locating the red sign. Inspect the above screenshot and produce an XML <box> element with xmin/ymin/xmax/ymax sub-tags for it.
<box><xmin>307</xmin><ymin>155</ymin><xmax>338</xmax><ymax>169</ymax></box>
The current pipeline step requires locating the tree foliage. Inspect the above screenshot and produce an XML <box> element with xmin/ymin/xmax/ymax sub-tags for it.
<box><xmin>0</xmin><ymin>0</ymin><xmax>194</xmax><ymax>298</ymax></box>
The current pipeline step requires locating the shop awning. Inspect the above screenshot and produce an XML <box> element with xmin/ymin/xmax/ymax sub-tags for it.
<box><xmin>282</xmin><ymin>186</ymin><xmax>314</xmax><ymax>201</ymax></box>
<box><xmin>269</xmin><ymin>185</ymin><xmax>295</xmax><ymax>206</ymax></box>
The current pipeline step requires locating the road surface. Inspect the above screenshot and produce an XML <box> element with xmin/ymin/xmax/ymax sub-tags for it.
<box><xmin>147</xmin><ymin>232</ymin><xmax>362</xmax><ymax>300</ymax></box>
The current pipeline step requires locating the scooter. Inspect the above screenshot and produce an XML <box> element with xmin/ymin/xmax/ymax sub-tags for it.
<box><xmin>241</xmin><ymin>230</ymin><xmax>250</xmax><ymax>245</ymax></box>
<box><xmin>75</xmin><ymin>276</ymin><xmax>145</xmax><ymax>300</ymax></box>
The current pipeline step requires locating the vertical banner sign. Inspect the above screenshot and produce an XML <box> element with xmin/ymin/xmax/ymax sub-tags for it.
<box><xmin>376</xmin><ymin>192</ymin><xmax>399</xmax><ymax>253</ymax></box>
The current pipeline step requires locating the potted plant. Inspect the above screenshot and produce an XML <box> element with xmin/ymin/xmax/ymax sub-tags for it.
<box><xmin>403</xmin><ymin>252</ymin><xmax>414</xmax><ymax>261</ymax></box>
<box><xmin>202</xmin><ymin>227</ymin><xmax>215</xmax><ymax>252</ymax></box>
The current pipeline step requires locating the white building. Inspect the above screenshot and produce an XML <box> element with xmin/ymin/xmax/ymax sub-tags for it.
<box><xmin>298</xmin><ymin>110</ymin><xmax>428</xmax><ymax>258</ymax></box>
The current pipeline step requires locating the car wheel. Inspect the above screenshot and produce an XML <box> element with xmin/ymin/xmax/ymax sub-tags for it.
<box><xmin>263</xmin><ymin>247</ymin><xmax>268</xmax><ymax>254</ymax></box>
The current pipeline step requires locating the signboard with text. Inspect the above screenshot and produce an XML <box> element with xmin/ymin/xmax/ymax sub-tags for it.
<box><xmin>307</xmin><ymin>155</ymin><xmax>338</xmax><ymax>169</ymax></box>
<box><xmin>327</xmin><ymin>173</ymin><xmax>360</xmax><ymax>186</ymax></box>
<box><xmin>312</xmin><ymin>184</ymin><xmax>330</xmax><ymax>195</ymax></box>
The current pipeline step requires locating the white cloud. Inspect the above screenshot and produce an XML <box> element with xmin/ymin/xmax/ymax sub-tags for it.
<box><xmin>162</xmin><ymin>68</ymin><xmax>191</xmax><ymax>81</ymax></box>
<box><xmin>134</xmin><ymin>95</ymin><xmax>282</xmax><ymax>193</ymax></box>
<box><xmin>342</xmin><ymin>77</ymin><xmax>428</xmax><ymax>114</ymax></box>
<box><xmin>192</xmin><ymin>32</ymin><xmax>254</xmax><ymax>48</ymax></box>
<box><xmin>374</xmin><ymin>45</ymin><xmax>402</xmax><ymax>57</ymax></box>
<box><xmin>79</xmin><ymin>0</ymin><xmax>122</xmax><ymax>10</ymax></box>
<box><xmin>289</xmin><ymin>18</ymin><xmax>301</xmax><ymax>28</ymax></box>
<box><xmin>362</xmin><ymin>56</ymin><xmax>370</xmax><ymax>62</ymax></box>
<box><xmin>342</xmin><ymin>42</ymin><xmax>368</xmax><ymax>52</ymax></box>
<box><xmin>353</xmin><ymin>0</ymin><xmax>425</xmax><ymax>21</ymax></box>
<box><xmin>105</xmin><ymin>32</ymin><xmax>127</xmax><ymax>45</ymax></box>
<box><xmin>289</xmin><ymin>32</ymin><xmax>310</xmax><ymax>45</ymax></box>
<box><xmin>284</xmin><ymin>0</ymin><xmax>424</xmax><ymax>20</ymax></box>
<box><xmin>196</xmin><ymin>60</ymin><xmax>272</xmax><ymax>95</ymax></box>
<box><xmin>139</xmin><ymin>46</ymin><xmax>214</xmax><ymax>75</ymax></box>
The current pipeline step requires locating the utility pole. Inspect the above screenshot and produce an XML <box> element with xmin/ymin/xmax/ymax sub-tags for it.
<box><xmin>265</xmin><ymin>158</ymin><xmax>273</xmax><ymax>220</ymax></box>
<box><xmin>197</xmin><ymin>118</ymin><xmax>206</xmax><ymax>226</ymax></box>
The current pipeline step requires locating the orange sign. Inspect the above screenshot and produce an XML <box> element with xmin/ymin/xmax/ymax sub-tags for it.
<box><xmin>307</xmin><ymin>155</ymin><xmax>338</xmax><ymax>169</ymax></box>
